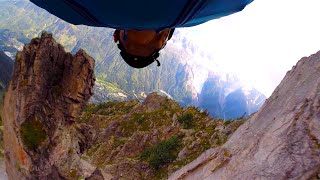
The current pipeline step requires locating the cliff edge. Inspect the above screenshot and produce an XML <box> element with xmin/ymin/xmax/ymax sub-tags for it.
<box><xmin>169</xmin><ymin>51</ymin><xmax>320</xmax><ymax>179</ymax></box>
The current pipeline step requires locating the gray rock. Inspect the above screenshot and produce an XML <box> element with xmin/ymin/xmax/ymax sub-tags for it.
<box><xmin>178</xmin><ymin>147</ymin><xmax>189</xmax><ymax>160</ymax></box>
<box><xmin>169</xmin><ymin>51</ymin><xmax>320</xmax><ymax>179</ymax></box>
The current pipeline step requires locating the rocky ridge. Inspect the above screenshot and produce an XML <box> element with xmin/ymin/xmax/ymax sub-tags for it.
<box><xmin>1</xmin><ymin>34</ymin><xmax>246</xmax><ymax>179</ymax></box>
<box><xmin>1</xmin><ymin>32</ymin><xmax>319</xmax><ymax>180</ymax></box>
<box><xmin>74</xmin><ymin>93</ymin><xmax>246</xmax><ymax>179</ymax></box>
<box><xmin>2</xmin><ymin>32</ymin><xmax>95</xmax><ymax>179</ymax></box>
<box><xmin>169</xmin><ymin>51</ymin><xmax>320</xmax><ymax>179</ymax></box>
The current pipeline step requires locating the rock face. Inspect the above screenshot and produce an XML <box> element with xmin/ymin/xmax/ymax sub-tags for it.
<box><xmin>0</xmin><ymin>51</ymin><xmax>14</xmax><ymax>88</ymax></box>
<box><xmin>2</xmin><ymin>32</ymin><xmax>95</xmax><ymax>179</ymax></box>
<box><xmin>169</xmin><ymin>52</ymin><xmax>320</xmax><ymax>179</ymax></box>
<box><xmin>0</xmin><ymin>33</ymin><xmax>246</xmax><ymax>179</ymax></box>
<box><xmin>0</xmin><ymin>32</ymin><xmax>248</xmax><ymax>179</ymax></box>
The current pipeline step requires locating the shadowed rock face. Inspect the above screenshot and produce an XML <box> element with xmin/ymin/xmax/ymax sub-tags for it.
<box><xmin>169</xmin><ymin>52</ymin><xmax>320</xmax><ymax>179</ymax></box>
<box><xmin>0</xmin><ymin>51</ymin><xmax>14</xmax><ymax>88</ymax></box>
<box><xmin>2</xmin><ymin>32</ymin><xmax>95</xmax><ymax>179</ymax></box>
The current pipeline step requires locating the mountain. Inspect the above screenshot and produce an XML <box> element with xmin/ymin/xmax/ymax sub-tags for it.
<box><xmin>199</xmin><ymin>73</ymin><xmax>266</xmax><ymax>119</ymax></box>
<box><xmin>0</xmin><ymin>0</ymin><xmax>266</xmax><ymax>119</ymax></box>
<box><xmin>198</xmin><ymin>74</ymin><xmax>224</xmax><ymax>118</ymax></box>
<box><xmin>1</xmin><ymin>34</ymin><xmax>246</xmax><ymax>179</ymax></box>
<box><xmin>2</xmin><ymin>30</ymin><xmax>319</xmax><ymax>180</ymax></box>
<box><xmin>223</xmin><ymin>89</ymin><xmax>248</xmax><ymax>118</ymax></box>
<box><xmin>224</xmin><ymin>87</ymin><xmax>266</xmax><ymax>119</ymax></box>
<box><xmin>2</xmin><ymin>33</ymin><xmax>96</xmax><ymax>180</ymax></box>
<box><xmin>0</xmin><ymin>0</ymin><xmax>197</xmax><ymax>105</ymax></box>
<box><xmin>169</xmin><ymin>51</ymin><xmax>320</xmax><ymax>179</ymax></box>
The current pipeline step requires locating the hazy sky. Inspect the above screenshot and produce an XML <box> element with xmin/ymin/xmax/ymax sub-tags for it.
<box><xmin>183</xmin><ymin>0</ymin><xmax>320</xmax><ymax>97</ymax></box>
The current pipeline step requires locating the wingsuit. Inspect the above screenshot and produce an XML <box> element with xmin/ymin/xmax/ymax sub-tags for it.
<box><xmin>30</xmin><ymin>0</ymin><xmax>253</xmax><ymax>68</ymax></box>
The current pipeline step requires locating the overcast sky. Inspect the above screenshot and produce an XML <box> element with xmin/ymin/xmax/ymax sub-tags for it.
<box><xmin>183</xmin><ymin>0</ymin><xmax>320</xmax><ymax>97</ymax></box>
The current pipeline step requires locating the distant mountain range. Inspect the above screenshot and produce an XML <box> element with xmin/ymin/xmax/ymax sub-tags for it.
<box><xmin>199</xmin><ymin>74</ymin><xmax>266</xmax><ymax>119</ymax></box>
<box><xmin>0</xmin><ymin>0</ymin><xmax>266</xmax><ymax>119</ymax></box>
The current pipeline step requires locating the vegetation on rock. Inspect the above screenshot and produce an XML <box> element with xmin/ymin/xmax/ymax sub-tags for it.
<box><xmin>20</xmin><ymin>116</ymin><xmax>47</xmax><ymax>151</ymax></box>
<box><xmin>178</xmin><ymin>112</ymin><xmax>194</xmax><ymax>129</ymax></box>
<box><xmin>140</xmin><ymin>135</ymin><xmax>181</xmax><ymax>170</ymax></box>
<box><xmin>74</xmin><ymin>93</ymin><xmax>246</xmax><ymax>179</ymax></box>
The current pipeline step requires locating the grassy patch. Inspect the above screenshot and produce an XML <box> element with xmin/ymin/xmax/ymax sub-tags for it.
<box><xmin>178</xmin><ymin>112</ymin><xmax>194</xmax><ymax>129</ymax></box>
<box><xmin>80</xmin><ymin>101</ymin><xmax>138</xmax><ymax>121</ymax></box>
<box><xmin>20</xmin><ymin>116</ymin><xmax>47</xmax><ymax>150</ymax></box>
<box><xmin>132</xmin><ymin>113</ymin><xmax>149</xmax><ymax>131</ymax></box>
<box><xmin>120</xmin><ymin>112</ymin><xmax>163</xmax><ymax>136</ymax></box>
<box><xmin>204</xmin><ymin>125</ymin><xmax>216</xmax><ymax>134</ymax></box>
<box><xmin>140</xmin><ymin>136</ymin><xmax>180</xmax><ymax>170</ymax></box>
<box><xmin>86</xmin><ymin>144</ymin><xmax>101</xmax><ymax>157</ymax></box>
<box><xmin>112</xmin><ymin>137</ymin><xmax>128</xmax><ymax>148</ymax></box>
<box><xmin>69</xmin><ymin>169</ymin><xmax>77</xmax><ymax>179</ymax></box>
<box><xmin>79</xmin><ymin>102</ymin><xmax>116</xmax><ymax>122</ymax></box>
<box><xmin>215</xmin><ymin>133</ymin><xmax>228</xmax><ymax>146</ymax></box>
<box><xmin>224</xmin><ymin>119</ymin><xmax>232</xmax><ymax>126</ymax></box>
<box><xmin>83</xmin><ymin>102</ymin><xmax>116</xmax><ymax>114</ymax></box>
<box><xmin>16</xmin><ymin>52</ymin><xmax>22</xmax><ymax>61</ymax></box>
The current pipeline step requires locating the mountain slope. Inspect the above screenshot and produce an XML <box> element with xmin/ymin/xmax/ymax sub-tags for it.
<box><xmin>75</xmin><ymin>93</ymin><xmax>246</xmax><ymax>179</ymax></box>
<box><xmin>0</xmin><ymin>0</ymin><xmax>197</xmax><ymax>106</ymax></box>
<box><xmin>0</xmin><ymin>0</ymin><xmax>265</xmax><ymax>119</ymax></box>
<box><xmin>169</xmin><ymin>51</ymin><xmax>320</xmax><ymax>179</ymax></box>
<box><xmin>2</xmin><ymin>34</ymin><xmax>246</xmax><ymax>179</ymax></box>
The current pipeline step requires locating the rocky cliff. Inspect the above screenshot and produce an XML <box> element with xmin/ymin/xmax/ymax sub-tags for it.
<box><xmin>2</xmin><ymin>32</ymin><xmax>95</xmax><ymax>179</ymax></box>
<box><xmin>169</xmin><ymin>51</ymin><xmax>320</xmax><ymax>179</ymax></box>
<box><xmin>2</xmin><ymin>32</ymin><xmax>319</xmax><ymax>180</ymax></box>
<box><xmin>1</xmin><ymin>34</ymin><xmax>248</xmax><ymax>179</ymax></box>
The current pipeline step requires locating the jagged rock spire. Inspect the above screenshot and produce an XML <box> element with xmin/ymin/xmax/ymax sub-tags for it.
<box><xmin>2</xmin><ymin>32</ymin><xmax>95</xmax><ymax>179</ymax></box>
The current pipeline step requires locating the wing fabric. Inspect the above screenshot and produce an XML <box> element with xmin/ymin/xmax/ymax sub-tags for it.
<box><xmin>30</xmin><ymin>0</ymin><xmax>253</xmax><ymax>29</ymax></box>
